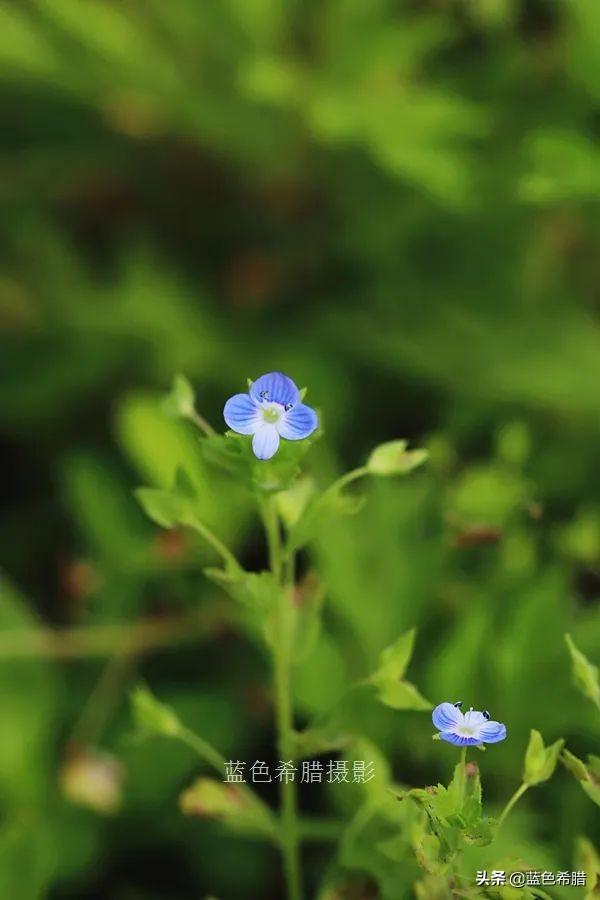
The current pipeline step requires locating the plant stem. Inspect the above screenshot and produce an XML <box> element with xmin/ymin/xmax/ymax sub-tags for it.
<box><xmin>188</xmin><ymin>519</ymin><xmax>241</xmax><ymax>572</ymax></box>
<box><xmin>458</xmin><ymin>746</ymin><xmax>467</xmax><ymax>802</ymax></box>
<box><xmin>187</xmin><ymin>408</ymin><xmax>215</xmax><ymax>436</ymax></box>
<box><xmin>498</xmin><ymin>782</ymin><xmax>529</xmax><ymax>826</ymax></box>
<box><xmin>262</xmin><ymin>496</ymin><xmax>302</xmax><ymax>900</ymax></box>
<box><xmin>176</xmin><ymin>724</ymin><xmax>228</xmax><ymax>773</ymax></box>
<box><xmin>325</xmin><ymin>466</ymin><xmax>369</xmax><ymax>499</ymax></box>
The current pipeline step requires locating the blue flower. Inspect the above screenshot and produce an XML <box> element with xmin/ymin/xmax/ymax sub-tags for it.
<box><xmin>223</xmin><ymin>372</ymin><xmax>318</xmax><ymax>461</ymax></box>
<box><xmin>432</xmin><ymin>701</ymin><xmax>507</xmax><ymax>746</ymax></box>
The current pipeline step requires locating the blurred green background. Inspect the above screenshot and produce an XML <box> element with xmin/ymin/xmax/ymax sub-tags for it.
<box><xmin>1</xmin><ymin>0</ymin><xmax>599</xmax><ymax>897</ymax></box>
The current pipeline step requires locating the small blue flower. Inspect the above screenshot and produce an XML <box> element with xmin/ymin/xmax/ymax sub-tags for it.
<box><xmin>223</xmin><ymin>372</ymin><xmax>318</xmax><ymax>461</ymax></box>
<box><xmin>432</xmin><ymin>701</ymin><xmax>507</xmax><ymax>746</ymax></box>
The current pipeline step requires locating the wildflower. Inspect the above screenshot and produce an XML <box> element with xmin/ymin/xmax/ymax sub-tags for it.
<box><xmin>223</xmin><ymin>372</ymin><xmax>318</xmax><ymax>460</ymax></box>
<box><xmin>432</xmin><ymin>701</ymin><xmax>507</xmax><ymax>746</ymax></box>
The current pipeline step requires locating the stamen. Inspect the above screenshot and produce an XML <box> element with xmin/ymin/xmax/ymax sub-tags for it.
<box><xmin>482</xmin><ymin>710</ymin><xmax>490</xmax><ymax>720</ymax></box>
<box><xmin>284</xmin><ymin>402</ymin><xmax>294</xmax><ymax>412</ymax></box>
<box><xmin>259</xmin><ymin>390</ymin><xmax>269</xmax><ymax>401</ymax></box>
<box><xmin>453</xmin><ymin>701</ymin><xmax>463</xmax><ymax>708</ymax></box>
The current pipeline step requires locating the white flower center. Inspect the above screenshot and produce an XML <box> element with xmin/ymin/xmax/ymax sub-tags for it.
<box><xmin>458</xmin><ymin>726</ymin><xmax>475</xmax><ymax>737</ymax></box>
<box><xmin>261</xmin><ymin>402</ymin><xmax>283</xmax><ymax>425</ymax></box>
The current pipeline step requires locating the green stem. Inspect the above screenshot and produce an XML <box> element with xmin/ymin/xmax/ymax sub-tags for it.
<box><xmin>458</xmin><ymin>747</ymin><xmax>467</xmax><ymax>803</ymax></box>
<box><xmin>189</xmin><ymin>519</ymin><xmax>241</xmax><ymax>572</ymax></box>
<box><xmin>176</xmin><ymin>724</ymin><xmax>278</xmax><ymax>841</ymax></box>
<box><xmin>262</xmin><ymin>496</ymin><xmax>302</xmax><ymax>900</ymax></box>
<box><xmin>325</xmin><ymin>466</ymin><xmax>369</xmax><ymax>498</ymax></box>
<box><xmin>498</xmin><ymin>782</ymin><xmax>529</xmax><ymax>826</ymax></box>
<box><xmin>187</xmin><ymin>408</ymin><xmax>215</xmax><ymax>436</ymax></box>
<box><xmin>176</xmin><ymin>724</ymin><xmax>228</xmax><ymax>774</ymax></box>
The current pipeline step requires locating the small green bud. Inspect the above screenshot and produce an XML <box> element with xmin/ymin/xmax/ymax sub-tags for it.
<box><xmin>523</xmin><ymin>729</ymin><xmax>564</xmax><ymax>786</ymax></box>
<box><xmin>565</xmin><ymin>634</ymin><xmax>600</xmax><ymax>710</ymax></box>
<box><xmin>130</xmin><ymin>684</ymin><xmax>181</xmax><ymax>738</ymax></box>
<box><xmin>367</xmin><ymin>440</ymin><xmax>428</xmax><ymax>476</ymax></box>
<box><xmin>164</xmin><ymin>374</ymin><xmax>196</xmax><ymax>420</ymax></box>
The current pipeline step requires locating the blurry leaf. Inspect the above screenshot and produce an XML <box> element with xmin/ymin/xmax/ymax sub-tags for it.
<box><xmin>574</xmin><ymin>836</ymin><xmax>600</xmax><ymax>900</ymax></box>
<box><xmin>276</xmin><ymin>476</ymin><xmax>317</xmax><ymax>529</ymax></box>
<box><xmin>204</xmin><ymin>568</ymin><xmax>278</xmax><ymax>614</ymax></box>
<box><xmin>373</xmin><ymin>629</ymin><xmax>416</xmax><ymax>682</ymax></box>
<box><xmin>0</xmin><ymin>815</ymin><xmax>56</xmax><ymax>900</ymax></box>
<box><xmin>496</xmin><ymin>421</ymin><xmax>531</xmax><ymax>468</ymax></box>
<box><xmin>286</xmin><ymin>475</ymin><xmax>366</xmax><ymax>554</ymax></box>
<box><xmin>447</xmin><ymin>464</ymin><xmax>529</xmax><ymax>527</ymax></box>
<box><xmin>561</xmin><ymin>749</ymin><xmax>600</xmax><ymax>808</ymax></box>
<box><xmin>523</xmin><ymin>730</ymin><xmax>564</xmax><ymax>786</ymax></box>
<box><xmin>62</xmin><ymin>453</ymin><xmax>148</xmax><ymax>571</ymax></box>
<box><xmin>201</xmin><ymin>432</ymin><xmax>252</xmax><ymax>478</ymax></box>
<box><xmin>179</xmin><ymin>777</ymin><xmax>276</xmax><ymax>840</ymax></box>
<box><xmin>135</xmin><ymin>486</ymin><xmax>192</xmax><ymax>530</ymax></box>
<box><xmin>367</xmin><ymin>440</ymin><xmax>428</xmax><ymax>477</ymax></box>
<box><xmin>369</xmin><ymin>630</ymin><xmax>432</xmax><ymax>710</ymax></box>
<box><xmin>291</xmin><ymin>573</ymin><xmax>326</xmax><ymax>662</ymax></box>
<box><xmin>559</xmin><ymin>512</ymin><xmax>600</xmax><ymax>565</ymax></box>
<box><xmin>520</xmin><ymin>130</ymin><xmax>600</xmax><ymax>204</ymax></box>
<box><xmin>565</xmin><ymin>634</ymin><xmax>600</xmax><ymax>710</ymax></box>
<box><xmin>130</xmin><ymin>684</ymin><xmax>181</xmax><ymax>738</ymax></box>
<box><xmin>117</xmin><ymin>392</ymin><xmax>248</xmax><ymax>535</ymax></box>
<box><xmin>0</xmin><ymin>576</ymin><xmax>58</xmax><ymax>803</ymax></box>
<box><xmin>163</xmin><ymin>373</ymin><xmax>196</xmax><ymax>420</ymax></box>
<box><xmin>60</xmin><ymin>747</ymin><xmax>124</xmax><ymax>816</ymax></box>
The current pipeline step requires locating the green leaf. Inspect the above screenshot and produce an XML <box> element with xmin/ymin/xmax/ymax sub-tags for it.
<box><xmin>369</xmin><ymin>630</ymin><xmax>432</xmax><ymax>711</ymax></box>
<box><xmin>373</xmin><ymin>679</ymin><xmax>431</xmax><ymax>711</ymax></box>
<box><xmin>574</xmin><ymin>836</ymin><xmax>600</xmax><ymax>900</ymax></box>
<box><xmin>523</xmin><ymin>729</ymin><xmax>564</xmax><ymax>786</ymax></box>
<box><xmin>201</xmin><ymin>433</ymin><xmax>252</xmax><ymax>479</ymax></box>
<box><xmin>163</xmin><ymin>373</ymin><xmax>196</xmax><ymax>420</ymax></box>
<box><xmin>130</xmin><ymin>684</ymin><xmax>181</xmax><ymax>738</ymax></box>
<box><xmin>291</xmin><ymin>573</ymin><xmax>326</xmax><ymax>662</ymax></box>
<box><xmin>367</xmin><ymin>440</ymin><xmax>428</xmax><ymax>476</ymax></box>
<box><xmin>286</xmin><ymin>480</ymin><xmax>365</xmax><ymax>554</ymax></box>
<box><xmin>203</xmin><ymin>568</ymin><xmax>278</xmax><ymax>614</ymax></box>
<box><xmin>561</xmin><ymin>749</ymin><xmax>600</xmax><ymax>808</ymax></box>
<box><xmin>565</xmin><ymin>633</ymin><xmax>600</xmax><ymax>710</ymax></box>
<box><xmin>374</xmin><ymin>629</ymin><xmax>416</xmax><ymax>682</ymax></box>
<box><xmin>179</xmin><ymin>777</ymin><xmax>276</xmax><ymax>839</ymax></box>
<box><xmin>276</xmin><ymin>476</ymin><xmax>317</xmax><ymax>529</ymax></box>
<box><xmin>135</xmin><ymin>487</ymin><xmax>191</xmax><ymax>529</ymax></box>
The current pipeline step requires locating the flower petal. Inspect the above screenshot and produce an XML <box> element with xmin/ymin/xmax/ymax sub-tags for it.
<box><xmin>277</xmin><ymin>403</ymin><xmax>318</xmax><ymax>441</ymax></box>
<box><xmin>463</xmin><ymin>710</ymin><xmax>487</xmax><ymax>729</ymax></box>
<box><xmin>252</xmin><ymin>424</ymin><xmax>280</xmax><ymax>460</ymax></box>
<box><xmin>432</xmin><ymin>702</ymin><xmax>463</xmax><ymax>732</ymax></box>
<box><xmin>223</xmin><ymin>393</ymin><xmax>260</xmax><ymax>435</ymax></box>
<box><xmin>250</xmin><ymin>372</ymin><xmax>299</xmax><ymax>407</ymax></box>
<box><xmin>477</xmin><ymin>720</ymin><xmax>507</xmax><ymax>744</ymax></box>
<box><xmin>439</xmin><ymin>731</ymin><xmax>482</xmax><ymax>746</ymax></box>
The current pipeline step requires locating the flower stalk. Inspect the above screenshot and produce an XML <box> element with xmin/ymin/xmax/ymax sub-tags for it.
<box><xmin>262</xmin><ymin>496</ymin><xmax>303</xmax><ymax>900</ymax></box>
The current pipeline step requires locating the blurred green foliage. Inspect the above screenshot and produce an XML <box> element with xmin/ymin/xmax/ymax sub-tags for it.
<box><xmin>1</xmin><ymin>0</ymin><xmax>599</xmax><ymax>897</ymax></box>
